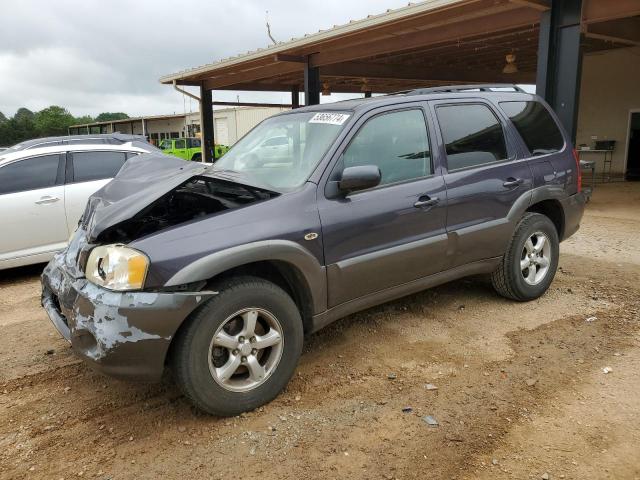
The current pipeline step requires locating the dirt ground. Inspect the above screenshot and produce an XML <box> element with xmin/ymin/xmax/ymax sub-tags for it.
<box><xmin>1</xmin><ymin>183</ymin><xmax>639</xmax><ymax>480</ymax></box>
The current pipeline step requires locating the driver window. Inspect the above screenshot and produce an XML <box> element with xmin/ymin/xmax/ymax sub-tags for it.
<box><xmin>343</xmin><ymin>109</ymin><xmax>431</xmax><ymax>186</ymax></box>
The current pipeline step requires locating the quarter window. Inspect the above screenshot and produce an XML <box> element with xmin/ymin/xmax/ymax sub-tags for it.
<box><xmin>71</xmin><ymin>151</ymin><xmax>127</xmax><ymax>182</ymax></box>
<box><xmin>0</xmin><ymin>155</ymin><xmax>60</xmax><ymax>195</ymax></box>
<box><xmin>342</xmin><ymin>109</ymin><xmax>431</xmax><ymax>186</ymax></box>
<box><xmin>437</xmin><ymin>104</ymin><xmax>508</xmax><ymax>171</ymax></box>
<box><xmin>500</xmin><ymin>101</ymin><xmax>564</xmax><ymax>155</ymax></box>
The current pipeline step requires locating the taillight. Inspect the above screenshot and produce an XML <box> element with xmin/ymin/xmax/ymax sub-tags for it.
<box><xmin>572</xmin><ymin>148</ymin><xmax>582</xmax><ymax>193</ymax></box>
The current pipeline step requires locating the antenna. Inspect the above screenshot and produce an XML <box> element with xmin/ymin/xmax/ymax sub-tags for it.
<box><xmin>266</xmin><ymin>11</ymin><xmax>277</xmax><ymax>45</ymax></box>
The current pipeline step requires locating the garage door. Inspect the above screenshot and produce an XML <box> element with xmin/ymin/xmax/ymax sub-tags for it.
<box><xmin>215</xmin><ymin>118</ymin><xmax>229</xmax><ymax>146</ymax></box>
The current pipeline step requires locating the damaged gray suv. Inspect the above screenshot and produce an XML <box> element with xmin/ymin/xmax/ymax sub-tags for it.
<box><xmin>42</xmin><ymin>85</ymin><xmax>586</xmax><ymax>415</ymax></box>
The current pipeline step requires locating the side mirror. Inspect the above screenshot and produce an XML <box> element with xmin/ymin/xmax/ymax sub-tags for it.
<box><xmin>338</xmin><ymin>165</ymin><xmax>381</xmax><ymax>193</ymax></box>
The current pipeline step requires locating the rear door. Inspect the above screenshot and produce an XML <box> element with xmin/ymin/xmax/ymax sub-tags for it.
<box><xmin>499</xmin><ymin>100</ymin><xmax>571</xmax><ymax>193</ymax></box>
<box><xmin>430</xmin><ymin>100</ymin><xmax>533</xmax><ymax>267</ymax></box>
<box><xmin>318</xmin><ymin>106</ymin><xmax>448</xmax><ymax>307</ymax></box>
<box><xmin>0</xmin><ymin>154</ymin><xmax>68</xmax><ymax>262</ymax></box>
<box><xmin>64</xmin><ymin>150</ymin><xmax>129</xmax><ymax>232</ymax></box>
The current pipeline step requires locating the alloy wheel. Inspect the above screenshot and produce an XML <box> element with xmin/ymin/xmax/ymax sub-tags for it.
<box><xmin>520</xmin><ymin>231</ymin><xmax>552</xmax><ymax>286</ymax></box>
<box><xmin>208</xmin><ymin>308</ymin><xmax>284</xmax><ymax>392</ymax></box>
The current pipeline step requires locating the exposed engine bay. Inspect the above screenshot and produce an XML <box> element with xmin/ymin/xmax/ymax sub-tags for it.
<box><xmin>96</xmin><ymin>176</ymin><xmax>278</xmax><ymax>243</ymax></box>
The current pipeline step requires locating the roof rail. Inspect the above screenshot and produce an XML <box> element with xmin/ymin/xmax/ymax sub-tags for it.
<box><xmin>401</xmin><ymin>84</ymin><xmax>525</xmax><ymax>96</ymax></box>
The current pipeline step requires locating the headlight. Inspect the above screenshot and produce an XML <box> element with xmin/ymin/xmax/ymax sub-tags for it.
<box><xmin>85</xmin><ymin>245</ymin><xmax>149</xmax><ymax>291</ymax></box>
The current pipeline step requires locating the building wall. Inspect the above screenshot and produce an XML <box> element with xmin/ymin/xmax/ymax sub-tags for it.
<box><xmin>212</xmin><ymin>107</ymin><xmax>289</xmax><ymax>146</ymax></box>
<box><xmin>576</xmin><ymin>47</ymin><xmax>640</xmax><ymax>175</ymax></box>
<box><xmin>69</xmin><ymin>107</ymin><xmax>288</xmax><ymax>146</ymax></box>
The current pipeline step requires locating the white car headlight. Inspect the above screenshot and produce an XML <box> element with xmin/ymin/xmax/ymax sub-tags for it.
<box><xmin>85</xmin><ymin>245</ymin><xmax>149</xmax><ymax>291</ymax></box>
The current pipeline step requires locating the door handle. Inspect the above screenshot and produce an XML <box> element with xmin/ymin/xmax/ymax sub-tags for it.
<box><xmin>35</xmin><ymin>195</ymin><xmax>60</xmax><ymax>205</ymax></box>
<box><xmin>503</xmin><ymin>178</ymin><xmax>524</xmax><ymax>188</ymax></box>
<box><xmin>414</xmin><ymin>196</ymin><xmax>440</xmax><ymax>208</ymax></box>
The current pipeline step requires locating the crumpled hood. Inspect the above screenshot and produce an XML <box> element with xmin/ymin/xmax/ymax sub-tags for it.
<box><xmin>83</xmin><ymin>154</ymin><xmax>206</xmax><ymax>242</ymax></box>
<box><xmin>83</xmin><ymin>153</ymin><xmax>278</xmax><ymax>243</ymax></box>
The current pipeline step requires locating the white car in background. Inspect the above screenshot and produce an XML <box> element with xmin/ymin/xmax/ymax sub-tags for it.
<box><xmin>0</xmin><ymin>139</ymin><xmax>157</xmax><ymax>270</ymax></box>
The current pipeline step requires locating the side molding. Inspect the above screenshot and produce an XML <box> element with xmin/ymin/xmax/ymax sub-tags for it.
<box><xmin>165</xmin><ymin>240</ymin><xmax>327</xmax><ymax>314</ymax></box>
<box><xmin>312</xmin><ymin>257</ymin><xmax>501</xmax><ymax>332</ymax></box>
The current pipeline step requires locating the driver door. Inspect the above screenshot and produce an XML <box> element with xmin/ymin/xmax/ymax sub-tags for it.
<box><xmin>318</xmin><ymin>106</ymin><xmax>449</xmax><ymax>307</ymax></box>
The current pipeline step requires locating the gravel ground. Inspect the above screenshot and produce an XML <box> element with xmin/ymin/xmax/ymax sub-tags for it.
<box><xmin>1</xmin><ymin>182</ymin><xmax>639</xmax><ymax>480</ymax></box>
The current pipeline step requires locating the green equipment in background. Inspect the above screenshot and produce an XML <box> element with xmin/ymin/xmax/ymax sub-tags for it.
<box><xmin>159</xmin><ymin>137</ymin><xmax>229</xmax><ymax>162</ymax></box>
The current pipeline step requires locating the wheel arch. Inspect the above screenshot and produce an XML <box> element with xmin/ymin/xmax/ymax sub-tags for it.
<box><xmin>165</xmin><ymin>240</ymin><xmax>327</xmax><ymax>331</ymax></box>
<box><xmin>526</xmin><ymin>198</ymin><xmax>565</xmax><ymax>240</ymax></box>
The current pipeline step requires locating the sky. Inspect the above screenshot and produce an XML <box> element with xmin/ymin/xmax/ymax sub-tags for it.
<box><xmin>0</xmin><ymin>0</ymin><xmax>418</xmax><ymax>119</ymax></box>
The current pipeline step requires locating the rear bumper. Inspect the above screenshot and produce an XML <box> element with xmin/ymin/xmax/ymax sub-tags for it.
<box><xmin>41</xmin><ymin>253</ymin><xmax>215</xmax><ymax>381</ymax></box>
<box><xmin>560</xmin><ymin>191</ymin><xmax>587</xmax><ymax>241</ymax></box>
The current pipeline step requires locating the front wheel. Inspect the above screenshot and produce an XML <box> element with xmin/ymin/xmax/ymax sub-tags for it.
<box><xmin>172</xmin><ymin>276</ymin><xmax>303</xmax><ymax>416</ymax></box>
<box><xmin>491</xmin><ymin>212</ymin><xmax>559</xmax><ymax>301</ymax></box>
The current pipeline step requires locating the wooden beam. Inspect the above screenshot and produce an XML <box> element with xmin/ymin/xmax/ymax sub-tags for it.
<box><xmin>274</xmin><ymin>54</ymin><xmax>305</xmax><ymax>63</ymax></box>
<box><xmin>204</xmin><ymin>61</ymin><xmax>302</xmax><ymax>89</ymax></box>
<box><xmin>585</xmin><ymin>17</ymin><xmax>640</xmax><ymax>46</ymax></box>
<box><xmin>172</xmin><ymin>80</ymin><xmax>202</xmax><ymax>87</ymax></box>
<box><xmin>320</xmin><ymin>61</ymin><xmax>535</xmax><ymax>84</ymax></box>
<box><xmin>309</xmin><ymin>7</ymin><xmax>541</xmax><ymax>67</ymax></box>
<box><xmin>508</xmin><ymin>0</ymin><xmax>550</xmax><ymax>11</ymax></box>
<box><xmin>582</xmin><ymin>0</ymin><xmax>640</xmax><ymax>25</ymax></box>
<box><xmin>212</xmin><ymin>101</ymin><xmax>292</xmax><ymax>108</ymax></box>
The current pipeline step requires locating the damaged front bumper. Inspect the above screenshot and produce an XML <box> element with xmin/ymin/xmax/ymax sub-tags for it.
<box><xmin>41</xmin><ymin>251</ymin><xmax>215</xmax><ymax>381</ymax></box>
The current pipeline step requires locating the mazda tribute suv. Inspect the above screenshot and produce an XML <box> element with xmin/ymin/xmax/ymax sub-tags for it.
<box><xmin>41</xmin><ymin>85</ymin><xmax>585</xmax><ymax>416</ymax></box>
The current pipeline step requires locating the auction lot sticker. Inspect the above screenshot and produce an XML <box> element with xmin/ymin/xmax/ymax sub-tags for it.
<box><xmin>309</xmin><ymin>113</ymin><xmax>351</xmax><ymax>125</ymax></box>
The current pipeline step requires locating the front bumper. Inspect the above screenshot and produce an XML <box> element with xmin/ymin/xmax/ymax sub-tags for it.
<box><xmin>41</xmin><ymin>252</ymin><xmax>215</xmax><ymax>381</ymax></box>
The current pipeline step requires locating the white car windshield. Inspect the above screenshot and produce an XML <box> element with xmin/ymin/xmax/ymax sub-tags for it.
<box><xmin>215</xmin><ymin>111</ymin><xmax>350</xmax><ymax>190</ymax></box>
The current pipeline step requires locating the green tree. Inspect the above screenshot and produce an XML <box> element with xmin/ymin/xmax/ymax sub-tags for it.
<box><xmin>14</xmin><ymin>107</ymin><xmax>35</xmax><ymax>124</ymax></box>
<box><xmin>34</xmin><ymin>106</ymin><xmax>75</xmax><ymax>136</ymax></box>
<box><xmin>74</xmin><ymin>115</ymin><xmax>94</xmax><ymax>125</ymax></box>
<box><xmin>0</xmin><ymin>111</ymin><xmax>7</xmax><ymax>124</ymax></box>
<box><xmin>95</xmin><ymin>112</ymin><xmax>129</xmax><ymax>122</ymax></box>
<box><xmin>0</xmin><ymin>108</ymin><xmax>36</xmax><ymax>146</ymax></box>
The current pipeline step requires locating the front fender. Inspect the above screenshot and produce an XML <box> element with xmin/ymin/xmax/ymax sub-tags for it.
<box><xmin>164</xmin><ymin>240</ymin><xmax>327</xmax><ymax>314</ymax></box>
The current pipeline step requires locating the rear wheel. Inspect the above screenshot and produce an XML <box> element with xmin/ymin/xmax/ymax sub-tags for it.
<box><xmin>172</xmin><ymin>276</ymin><xmax>303</xmax><ymax>416</ymax></box>
<box><xmin>491</xmin><ymin>213</ymin><xmax>559</xmax><ymax>301</ymax></box>
<box><xmin>191</xmin><ymin>153</ymin><xmax>202</xmax><ymax>162</ymax></box>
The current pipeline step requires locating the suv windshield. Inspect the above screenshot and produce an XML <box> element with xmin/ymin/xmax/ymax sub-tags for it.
<box><xmin>215</xmin><ymin>111</ymin><xmax>350</xmax><ymax>190</ymax></box>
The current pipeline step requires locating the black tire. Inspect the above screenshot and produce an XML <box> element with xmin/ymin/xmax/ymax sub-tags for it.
<box><xmin>191</xmin><ymin>153</ymin><xmax>202</xmax><ymax>162</ymax></box>
<box><xmin>172</xmin><ymin>276</ymin><xmax>303</xmax><ymax>416</ymax></box>
<box><xmin>491</xmin><ymin>212</ymin><xmax>559</xmax><ymax>301</ymax></box>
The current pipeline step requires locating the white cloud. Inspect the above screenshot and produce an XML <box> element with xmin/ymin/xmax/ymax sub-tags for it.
<box><xmin>0</xmin><ymin>0</ymin><xmax>414</xmax><ymax>118</ymax></box>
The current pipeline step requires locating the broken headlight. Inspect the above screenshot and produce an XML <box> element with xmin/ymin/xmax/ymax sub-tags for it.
<box><xmin>85</xmin><ymin>245</ymin><xmax>149</xmax><ymax>291</ymax></box>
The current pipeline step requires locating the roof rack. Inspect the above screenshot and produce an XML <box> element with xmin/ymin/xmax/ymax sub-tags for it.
<box><xmin>401</xmin><ymin>84</ymin><xmax>525</xmax><ymax>96</ymax></box>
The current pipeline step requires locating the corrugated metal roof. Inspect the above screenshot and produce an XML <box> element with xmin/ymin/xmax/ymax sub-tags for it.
<box><xmin>159</xmin><ymin>0</ymin><xmax>467</xmax><ymax>84</ymax></box>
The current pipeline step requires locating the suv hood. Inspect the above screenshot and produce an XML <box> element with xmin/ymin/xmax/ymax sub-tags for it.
<box><xmin>83</xmin><ymin>153</ymin><xmax>279</xmax><ymax>243</ymax></box>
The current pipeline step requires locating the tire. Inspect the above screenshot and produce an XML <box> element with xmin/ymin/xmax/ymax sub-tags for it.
<box><xmin>491</xmin><ymin>212</ymin><xmax>559</xmax><ymax>301</ymax></box>
<box><xmin>191</xmin><ymin>153</ymin><xmax>202</xmax><ymax>162</ymax></box>
<box><xmin>172</xmin><ymin>276</ymin><xmax>303</xmax><ymax>416</ymax></box>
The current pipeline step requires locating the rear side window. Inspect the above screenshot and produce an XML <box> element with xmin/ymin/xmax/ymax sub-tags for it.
<box><xmin>343</xmin><ymin>109</ymin><xmax>432</xmax><ymax>186</ymax></box>
<box><xmin>436</xmin><ymin>104</ymin><xmax>508</xmax><ymax>171</ymax></box>
<box><xmin>500</xmin><ymin>101</ymin><xmax>565</xmax><ymax>155</ymax></box>
<box><xmin>71</xmin><ymin>151</ymin><xmax>127</xmax><ymax>182</ymax></box>
<box><xmin>0</xmin><ymin>155</ymin><xmax>60</xmax><ymax>195</ymax></box>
